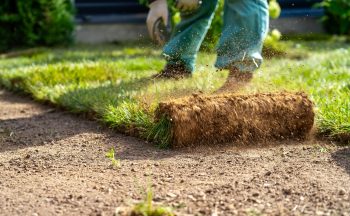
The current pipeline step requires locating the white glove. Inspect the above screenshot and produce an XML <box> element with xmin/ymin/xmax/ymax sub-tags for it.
<box><xmin>175</xmin><ymin>0</ymin><xmax>201</xmax><ymax>12</ymax></box>
<box><xmin>147</xmin><ymin>0</ymin><xmax>169</xmax><ymax>41</ymax></box>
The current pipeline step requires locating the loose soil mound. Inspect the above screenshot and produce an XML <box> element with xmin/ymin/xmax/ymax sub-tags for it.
<box><xmin>156</xmin><ymin>92</ymin><xmax>315</xmax><ymax>147</ymax></box>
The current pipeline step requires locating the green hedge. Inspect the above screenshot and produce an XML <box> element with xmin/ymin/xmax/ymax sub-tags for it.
<box><xmin>0</xmin><ymin>0</ymin><xmax>75</xmax><ymax>52</ymax></box>
<box><xmin>316</xmin><ymin>0</ymin><xmax>350</xmax><ymax>35</ymax></box>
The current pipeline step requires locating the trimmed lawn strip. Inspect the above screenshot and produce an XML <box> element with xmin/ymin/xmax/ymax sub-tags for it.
<box><xmin>250</xmin><ymin>41</ymin><xmax>350</xmax><ymax>142</ymax></box>
<box><xmin>0</xmin><ymin>41</ymin><xmax>349</xmax><ymax>146</ymax></box>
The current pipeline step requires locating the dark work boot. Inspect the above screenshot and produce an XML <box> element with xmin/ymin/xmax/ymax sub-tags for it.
<box><xmin>216</xmin><ymin>67</ymin><xmax>253</xmax><ymax>93</ymax></box>
<box><xmin>152</xmin><ymin>64</ymin><xmax>192</xmax><ymax>79</ymax></box>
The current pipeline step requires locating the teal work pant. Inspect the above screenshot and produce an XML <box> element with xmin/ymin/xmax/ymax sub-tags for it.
<box><xmin>163</xmin><ymin>0</ymin><xmax>269</xmax><ymax>73</ymax></box>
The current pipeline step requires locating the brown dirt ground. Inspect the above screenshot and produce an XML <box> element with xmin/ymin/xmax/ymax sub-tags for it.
<box><xmin>0</xmin><ymin>90</ymin><xmax>349</xmax><ymax>216</ymax></box>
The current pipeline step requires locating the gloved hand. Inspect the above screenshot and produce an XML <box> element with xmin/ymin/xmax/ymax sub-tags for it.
<box><xmin>175</xmin><ymin>0</ymin><xmax>201</xmax><ymax>12</ymax></box>
<box><xmin>147</xmin><ymin>0</ymin><xmax>169</xmax><ymax>42</ymax></box>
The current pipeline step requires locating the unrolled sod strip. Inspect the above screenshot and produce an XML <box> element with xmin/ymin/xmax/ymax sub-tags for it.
<box><xmin>156</xmin><ymin>92</ymin><xmax>315</xmax><ymax>148</ymax></box>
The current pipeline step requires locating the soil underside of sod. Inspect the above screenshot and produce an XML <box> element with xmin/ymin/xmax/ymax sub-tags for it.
<box><xmin>0</xmin><ymin>90</ymin><xmax>350</xmax><ymax>215</ymax></box>
<box><xmin>156</xmin><ymin>92</ymin><xmax>315</xmax><ymax>147</ymax></box>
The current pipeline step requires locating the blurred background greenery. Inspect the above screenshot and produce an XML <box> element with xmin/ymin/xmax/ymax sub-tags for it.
<box><xmin>0</xmin><ymin>0</ymin><xmax>350</xmax><ymax>52</ymax></box>
<box><xmin>0</xmin><ymin>0</ymin><xmax>75</xmax><ymax>52</ymax></box>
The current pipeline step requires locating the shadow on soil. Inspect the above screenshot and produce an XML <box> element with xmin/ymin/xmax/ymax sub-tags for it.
<box><xmin>0</xmin><ymin>89</ymin><xmax>191</xmax><ymax>162</ymax></box>
<box><xmin>0</xmin><ymin>67</ymin><xmax>199</xmax><ymax>160</ymax></box>
<box><xmin>0</xmin><ymin>110</ymin><xmax>181</xmax><ymax>160</ymax></box>
<box><xmin>332</xmin><ymin>147</ymin><xmax>350</xmax><ymax>176</ymax></box>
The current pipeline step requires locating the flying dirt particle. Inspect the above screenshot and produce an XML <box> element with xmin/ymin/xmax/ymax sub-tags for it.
<box><xmin>252</xmin><ymin>192</ymin><xmax>259</xmax><ymax>197</ymax></box>
<box><xmin>282</xmin><ymin>188</ymin><xmax>292</xmax><ymax>195</ymax></box>
<box><xmin>265</xmin><ymin>171</ymin><xmax>272</xmax><ymax>176</ymax></box>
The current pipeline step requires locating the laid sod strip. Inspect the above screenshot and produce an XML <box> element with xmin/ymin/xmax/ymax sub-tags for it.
<box><xmin>147</xmin><ymin>116</ymin><xmax>173</xmax><ymax>148</ymax></box>
<box><xmin>103</xmin><ymin>101</ymin><xmax>154</xmax><ymax>138</ymax></box>
<box><xmin>155</xmin><ymin>92</ymin><xmax>315</xmax><ymax>147</ymax></box>
<box><xmin>251</xmin><ymin>43</ymin><xmax>350</xmax><ymax>143</ymax></box>
<box><xmin>0</xmin><ymin>41</ymin><xmax>349</xmax><ymax>147</ymax></box>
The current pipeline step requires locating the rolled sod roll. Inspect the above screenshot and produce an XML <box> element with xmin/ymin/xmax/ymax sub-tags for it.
<box><xmin>156</xmin><ymin>92</ymin><xmax>315</xmax><ymax>147</ymax></box>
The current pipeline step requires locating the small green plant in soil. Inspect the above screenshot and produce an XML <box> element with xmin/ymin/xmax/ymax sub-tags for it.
<box><xmin>105</xmin><ymin>147</ymin><xmax>120</xmax><ymax>167</ymax></box>
<box><xmin>319</xmin><ymin>146</ymin><xmax>329</xmax><ymax>153</ymax></box>
<box><xmin>129</xmin><ymin>188</ymin><xmax>174</xmax><ymax>216</ymax></box>
<box><xmin>246</xmin><ymin>208</ymin><xmax>262</xmax><ymax>216</ymax></box>
<box><xmin>311</xmin><ymin>145</ymin><xmax>330</xmax><ymax>153</ymax></box>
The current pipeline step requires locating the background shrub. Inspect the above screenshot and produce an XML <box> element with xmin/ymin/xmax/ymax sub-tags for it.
<box><xmin>316</xmin><ymin>0</ymin><xmax>350</xmax><ymax>35</ymax></box>
<box><xmin>0</xmin><ymin>1</ymin><xmax>20</xmax><ymax>51</ymax></box>
<box><xmin>0</xmin><ymin>0</ymin><xmax>75</xmax><ymax>52</ymax></box>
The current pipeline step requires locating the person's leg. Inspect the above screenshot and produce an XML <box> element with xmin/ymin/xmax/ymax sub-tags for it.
<box><xmin>215</xmin><ymin>0</ymin><xmax>269</xmax><ymax>72</ymax></box>
<box><xmin>162</xmin><ymin>0</ymin><xmax>219</xmax><ymax>74</ymax></box>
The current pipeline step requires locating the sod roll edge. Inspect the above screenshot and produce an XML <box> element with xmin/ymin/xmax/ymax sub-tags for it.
<box><xmin>155</xmin><ymin>92</ymin><xmax>315</xmax><ymax>147</ymax></box>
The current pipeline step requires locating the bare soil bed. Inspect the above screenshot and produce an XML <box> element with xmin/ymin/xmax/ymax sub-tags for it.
<box><xmin>0</xmin><ymin>90</ymin><xmax>349</xmax><ymax>216</ymax></box>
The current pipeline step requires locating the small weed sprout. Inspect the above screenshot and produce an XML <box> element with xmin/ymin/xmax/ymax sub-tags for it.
<box><xmin>246</xmin><ymin>208</ymin><xmax>262</xmax><ymax>216</ymax></box>
<box><xmin>105</xmin><ymin>147</ymin><xmax>120</xmax><ymax>167</ymax></box>
<box><xmin>130</xmin><ymin>187</ymin><xmax>175</xmax><ymax>216</ymax></box>
<box><xmin>318</xmin><ymin>145</ymin><xmax>329</xmax><ymax>153</ymax></box>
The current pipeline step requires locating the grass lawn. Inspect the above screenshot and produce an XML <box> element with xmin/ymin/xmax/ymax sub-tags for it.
<box><xmin>0</xmin><ymin>39</ymin><xmax>349</xmax><ymax>146</ymax></box>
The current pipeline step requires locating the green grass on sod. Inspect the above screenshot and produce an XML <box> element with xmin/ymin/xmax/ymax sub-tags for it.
<box><xmin>0</xmin><ymin>40</ymin><xmax>349</xmax><ymax>146</ymax></box>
